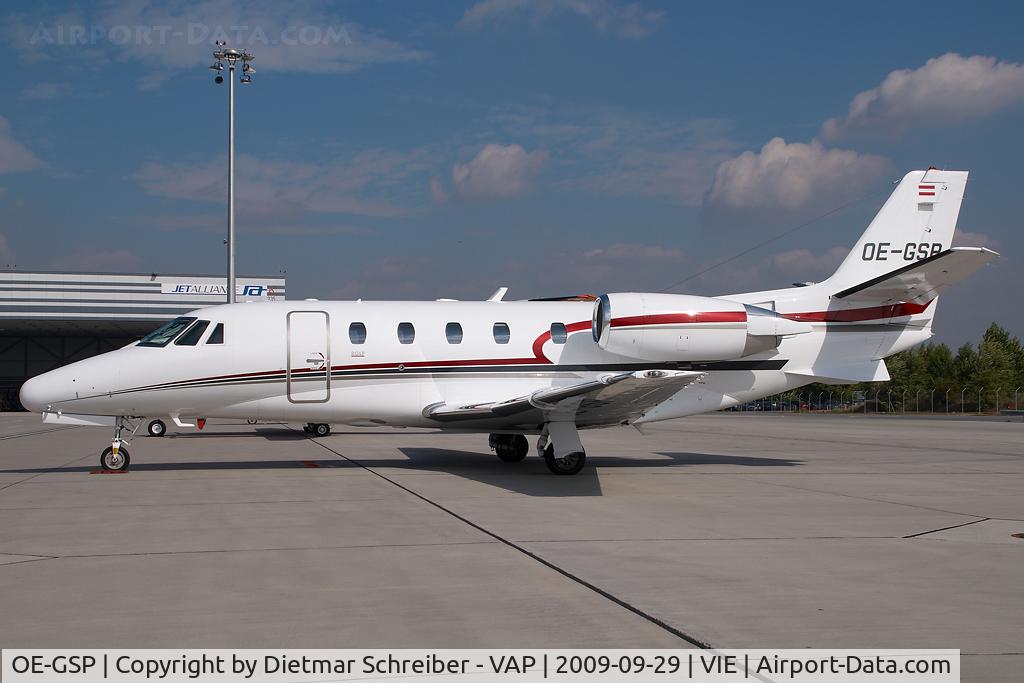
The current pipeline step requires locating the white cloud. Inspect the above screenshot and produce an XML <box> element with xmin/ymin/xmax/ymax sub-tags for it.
<box><xmin>20</xmin><ymin>81</ymin><xmax>71</xmax><ymax>100</ymax></box>
<box><xmin>429</xmin><ymin>177</ymin><xmax>448</xmax><ymax>203</ymax></box>
<box><xmin>451</xmin><ymin>144</ymin><xmax>547</xmax><ymax>200</ymax></box>
<box><xmin>136</xmin><ymin>148</ymin><xmax>435</xmax><ymax>219</ymax></box>
<box><xmin>582</xmin><ymin>243</ymin><xmax>686</xmax><ymax>264</ymax></box>
<box><xmin>822</xmin><ymin>53</ymin><xmax>1024</xmax><ymax>140</ymax></box>
<box><xmin>5</xmin><ymin>1</ymin><xmax>427</xmax><ymax>75</ymax></box>
<box><xmin>702</xmin><ymin>137</ymin><xmax>890</xmax><ymax>225</ymax></box>
<box><xmin>0</xmin><ymin>116</ymin><xmax>42</xmax><ymax>173</ymax></box>
<box><xmin>493</xmin><ymin>106</ymin><xmax>737</xmax><ymax>205</ymax></box>
<box><xmin>147</xmin><ymin>213</ymin><xmax>368</xmax><ymax>236</ymax></box>
<box><xmin>766</xmin><ymin>246</ymin><xmax>848</xmax><ymax>278</ymax></box>
<box><xmin>458</xmin><ymin>0</ymin><xmax>664</xmax><ymax>38</ymax></box>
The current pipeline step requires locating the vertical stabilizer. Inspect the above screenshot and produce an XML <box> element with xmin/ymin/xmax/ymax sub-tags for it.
<box><xmin>825</xmin><ymin>169</ymin><xmax>968</xmax><ymax>292</ymax></box>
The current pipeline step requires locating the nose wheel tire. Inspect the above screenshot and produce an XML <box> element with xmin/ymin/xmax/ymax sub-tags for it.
<box><xmin>147</xmin><ymin>419</ymin><xmax>166</xmax><ymax>437</ymax></box>
<box><xmin>311</xmin><ymin>423</ymin><xmax>331</xmax><ymax>437</ymax></box>
<box><xmin>542</xmin><ymin>444</ymin><xmax>586</xmax><ymax>475</ymax></box>
<box><xmin>100</xmin><ymin>446</ymin><xmax>130</xmax><ymax>472</ymax></box>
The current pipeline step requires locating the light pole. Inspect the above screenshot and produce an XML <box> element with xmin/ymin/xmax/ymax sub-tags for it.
<box><xmin>945</xmin><ymin>388</ymin><xmax>951</xmax><ymax>413</ymax></box>
<box><xmin>929</xmin><ymin>388</ymin><xmax>935</xmax><ymax>413</ymax></box>
<box><xmin>961</xmin><ymin>387</ymin><xmax>967</xmax><ymax>414</ymax></box>
<box><xmin>1016</xmin><ymin>387</ymin><xmax>1022</xmax><ymax>411</ymax></box>
<box><xmin>978</xmin><ymin>387</ymin><xmax>984</xmax><ymax>415</ymax></box>
<box><xmin>209</xmin><ymin>41</ymin><xmax>255</xmax><ymax>304</ymax></box>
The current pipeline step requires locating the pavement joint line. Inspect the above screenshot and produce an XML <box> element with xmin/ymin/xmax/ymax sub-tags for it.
<box><xmin>0</xmin><ymin>450</ymin><xmax>96</xmax><ymax>494</ymax></box>
<box><xmin>299</xmin><ymin>428</ymin><xmax>714</xmax><ymax>651</ymax></box>
<box><xmin>670</xmin><ymin>428</ymin><xmax>1024</xmax><ymax>458</ymax></box>
<box><xmin>0</xmin><ymin>426</ymin><xmax>80</xmax><ymax>441</ymax></box>
<box><xmin>0</xmin><ymin>497</ymin><xmax>403</xmax><ymax>511</ymax></box>
<box><xmin>520</xmin><ymin>535</ymin><xmax>900</xmax><ymax>543</ymax></box>
<box><xmin>0</xmin><ymin>557</ymin><xmax>56</xmax><ymax>568</ymax></box>
<box><xmin>2</xmin><ymin>540</ymin><xmax>502</xmax><ymax>560</ymax></box>
<box><xmin>710</xmin><ymin>471</ymin><xmax>994</xmax><ymax>521</ymax></box>
<box><xmin>902</xmin><ymin>517</ymin><xmax>992</xmax><ymax>539</ymax></box>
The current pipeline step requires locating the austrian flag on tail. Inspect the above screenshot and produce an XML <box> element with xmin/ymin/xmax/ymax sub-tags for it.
<box><xmin>917</xmin><ymin>183</ymin><xmax>942</xmax><ymax>205</ymax></box>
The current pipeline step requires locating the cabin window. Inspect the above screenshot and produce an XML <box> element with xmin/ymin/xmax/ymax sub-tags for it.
<box><xmin>445</xmin><ymin>322</ymin><xmax>463</xmax><ymax>344</ymax></box>
<box><xmin>493</xmin><ymin>322</ymin><xmax>510</xmax><ymax>344</ymax></box>
<box><xmin>551</xmin><ymin>322</ymin><xmax>568</xmax><ymax>344</ymax></box>
<box><xmin>175</xmin><ymin>320</ymin><xmax>211</xmax><ymax>346</ymax></box>
<box><xmin>349</xmin><ymin>322</ymin><xmax>367</xmax><ymax>344</ymax></box>
<box><xmin>206</xmin><ymin>323</ymin><xmax>224</xmax><ymax>344</ymax></box>
<box><xmin>138</xmin><ymin>316</ymin><xmax>196</xmax><ymax>347</ymax></box>
<box><xmin>397</xmin><ymin>322</ymin><xmax>415</xmax><ymax>344</ymax></box>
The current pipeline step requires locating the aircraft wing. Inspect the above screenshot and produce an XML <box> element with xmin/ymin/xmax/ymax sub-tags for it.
<box><xmin>424</xmin><ymin>369</ymin><xmax>704</xmax><ymax>429</ymax></box>
<box><xmin>834</xmin><ymin>247</ymin><xmax>999</xmax><ymax>304</ymax></box>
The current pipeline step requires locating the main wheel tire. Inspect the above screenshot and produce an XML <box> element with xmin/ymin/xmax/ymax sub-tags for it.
<box><xmin>100</xmin><ymin>446</ymin><xmax>130</xmax><ymax>472</ymax></box>
<box><xmin>147</xmin><ymin>419</ymin><xmax>166</xmax><ymax>437</ymax></box>
<box><xmin>490</xmin><ymin>433</ymin><xmax>528</xmax><ymax>462</ymax></box>
<box><xmin>312</xmin><ymin>423</ymin><xmax>331</xmax><ymax>437</ymax></box>
<box><xmin>543</xmin><ymin>444</ymin><xmax>586</xmax><ymax>475</ymax></box>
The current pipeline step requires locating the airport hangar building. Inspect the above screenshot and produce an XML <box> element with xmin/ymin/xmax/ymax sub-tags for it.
<box><xmin>0</xmin><ymin>271</ymin><xmax>286</xmax><ymax>410</ymax></box>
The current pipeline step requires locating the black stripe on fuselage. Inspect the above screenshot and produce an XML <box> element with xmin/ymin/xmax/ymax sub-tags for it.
<box><xmin>75</xmin><ymin>358</ymin><xmax>788</xmax><ymax>402</ymax></box>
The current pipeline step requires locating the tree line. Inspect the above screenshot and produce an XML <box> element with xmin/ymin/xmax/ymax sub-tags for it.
<box><xmin>782</xmin><ymin>323</ymin><xmax>1024</xmax><ymax>413</ymax></box>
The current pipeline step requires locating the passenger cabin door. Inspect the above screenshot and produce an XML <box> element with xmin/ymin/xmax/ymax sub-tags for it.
<box><xmin>287</xmin><ymin>311</ymin><xmax>330</xmax><ymax>403</ymax></box>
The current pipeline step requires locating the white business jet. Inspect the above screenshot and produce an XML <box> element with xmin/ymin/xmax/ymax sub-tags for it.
<box><xmin>20</xmin><ymin>170</ymin><xmax>998</xmax><ymax>474</ymax></box>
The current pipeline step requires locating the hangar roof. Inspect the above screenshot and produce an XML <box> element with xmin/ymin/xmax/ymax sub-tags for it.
<box><xmin>0</xmin><ymin>271</ymin><xmax>286</xmax><ymax>337</ymax></box>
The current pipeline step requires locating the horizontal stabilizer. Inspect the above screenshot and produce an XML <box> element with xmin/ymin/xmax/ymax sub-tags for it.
<box><xmin>786</xmin><ymin>360</ymin><xmax>890</xmax><ymax>384</ymax></box>
<box><xmin>834</xmin><ymin>247</ymin><xmax>998</xmax><ymax>304</ymax></box>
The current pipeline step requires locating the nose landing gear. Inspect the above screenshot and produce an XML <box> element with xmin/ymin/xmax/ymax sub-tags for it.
<box><xmin>100</xmin><ymin>416</ymin><xmax>141</xmax><ymax>472</ymax></box>
<box><xmin>100</xmin><ymin>445</ymin><xmax>130</xmax><ymax>472</ymax></box>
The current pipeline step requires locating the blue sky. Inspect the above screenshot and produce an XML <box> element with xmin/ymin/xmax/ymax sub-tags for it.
<box><xmin>0</xmin><ymin>0</ymin><xmax>1022</xmax><ymax>346</ymax></box>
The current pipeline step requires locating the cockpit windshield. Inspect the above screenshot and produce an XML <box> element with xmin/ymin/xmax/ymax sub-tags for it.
<box><xmin>137</xmin><ymin>317</ymin><xmax>197</xmax><ymax>347</ymax></box>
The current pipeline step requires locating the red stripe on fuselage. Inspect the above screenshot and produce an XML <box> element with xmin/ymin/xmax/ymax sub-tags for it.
<box><xmin>610</xmin><ymin>311</ymin><xmax>747</xmax><ymax>328</ymax></box>
<box><xmin>782</xmin><ymin>301</ymin><xmax>930</xmax><ymax>323</ymax></box>
<box><xmin>143</xmin><ymin>304</ymin><xmax>929</xmax><ymax>390</ymax></box>
<box><xmin>529</xmin><ymin>320</ymin><xmax>592</xmax><ymax>361</ymax></box>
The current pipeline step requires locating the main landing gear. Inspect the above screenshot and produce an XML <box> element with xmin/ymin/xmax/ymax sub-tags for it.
<box><xmin>489</xmin><ymin>434</ymin><xmax>529</xmax><ymax>462</ymax></box>
<box><xmin>488</xmin><ymin>426</ymin><xmax>588</xmax><ymax>475</ymax></box>
<box><xmin>100</xmin><ymin>416</ymin><xmax>141</xmax><ymax>472</ymax></box>
<box><xmin>537</xmin><ymin>423</ymin><xmax>587</xmax><ymax>475</ymax></box>
<box><xmin>147</xmin><ymin>419</ymin><xmax>166</xmax><ymax>437</ymax></box>
<box><xmin>304</xmin><ymin>423</ymin><xmax>331</xmax><ymax>437</ymax></box>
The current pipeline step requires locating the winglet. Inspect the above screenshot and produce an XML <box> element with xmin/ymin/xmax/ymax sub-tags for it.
<box><xmin>487</xmin><ymin>287</ymin><xmax>508</xmax><ymax>302</ymax></box>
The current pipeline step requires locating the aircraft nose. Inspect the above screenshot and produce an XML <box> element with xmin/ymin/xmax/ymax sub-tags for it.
<box><xmin>19</xmin><ymin>372</ymin><xmax>59</xmax><ymax>413</ymax></box>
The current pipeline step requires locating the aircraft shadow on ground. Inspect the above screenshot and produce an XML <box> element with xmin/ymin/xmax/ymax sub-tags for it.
<box><xmin>0</xmin><ymin>446</ymin><xmax>800</xmax><ymax>498</ymax></box>
<box><xmin>167</xmin><ymin>428</ymin><xmax>306</xmax><ymax>441</ymax></box>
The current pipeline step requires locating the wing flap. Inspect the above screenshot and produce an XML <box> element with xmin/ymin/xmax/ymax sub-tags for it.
<box><xmin>834</xmin><ymin>247</ymin><xmax>998</xmax><ymax>304</ymax></box>
<box><xmin>425</xmin><ymin>370</ymin><xmax>704</xmax><ymax>427</ymax></box>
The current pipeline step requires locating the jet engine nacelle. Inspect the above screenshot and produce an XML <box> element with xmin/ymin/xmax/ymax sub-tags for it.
<box><xmin>592</xmin><ymin>293</ymin><xmax>810</xmax><ymax>362</ymax></box>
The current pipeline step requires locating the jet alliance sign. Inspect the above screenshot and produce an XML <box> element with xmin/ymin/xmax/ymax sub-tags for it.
<box><xmin>161</xmin><ymin>283</ymin><xmax>275</xmax><ymax>297</ymax></box>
